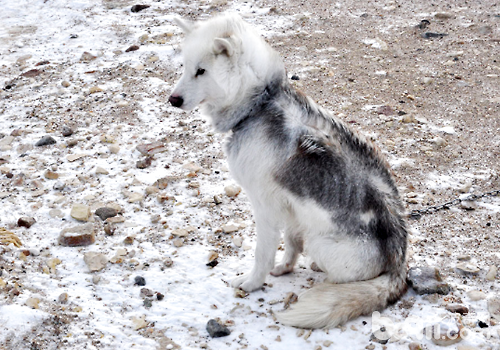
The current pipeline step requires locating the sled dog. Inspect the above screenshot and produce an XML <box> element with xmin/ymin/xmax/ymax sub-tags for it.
<box><xmin>169</xmin><ymin>14</ymin><xmax>407</xmax><ymax>329</ymax></box>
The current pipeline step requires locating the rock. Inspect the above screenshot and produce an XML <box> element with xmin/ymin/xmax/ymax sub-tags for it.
<box><xmin>71</xmin><ymin>204</ymin><xmax>91</xmax><ymax>221</ymax></box>
<box><xmin>47</xmin><ymin>258</ymin><xmax>61</xmax><ymax>273</ymax></box>
<box><xmin>26</xmin><ymin>297</ymin><xmax>40</xmax><ymax>309</ymax></box>
<box><xmin>467</xmin><ymin>290</ymin><xmax>487</xmax><ymax>301</ymax></box>
<box><xmin>131</xmin><ymin>315</ymin><xmax>148</xmax><ymax>330</ymax></box>
<box><xmin>291</xmin><ymin>75</ymin><xmax>300</xmax><ymax>81</ymax></box>
<box><xmin>67</xmin><ymin>154</ymin><xmax>86</xmax><ymax>162</ymax></box>
<box><xmin>80</xmin><ymin>51</ymin><xmax>97</xmax><ymax>62</ymax></box>
<box><xmin>459</xmin><ymin>201</ymin><xmax>476</xmax><ymax>211</ymax></box>
<box><xmin>488</xmin><ymin>296</ymin><xmax>500</xmax><ymax>321</ymax></box>
<box><xmin>21</xmin><ymin>69</ymin><xmax>41</xmax><ymax>78</ymax></box>
<box><xmin>164</xmin><ymin>257</ymin><xmax>173</xmax><ymax>268</ymax></box>
<box><xmin>224</xmin><ymin>185</ymin><xmax>242</xmax><ymax>197</ymax></box>
<box><xmin>108</xmin><ymin>144</ymin><xmax>120</xmax><ymax>154</ymax></box>
<box><xmin>61</xmin><ymin>126</ymin><xmax>73</xmax><ymax>137</ymax></box>
<box><xmin>376</xmin><ymin>105</ymin><xmax>395</xmax><ymax>116</ymax></box>
<box><xmin>421</xmin><ymin>32</ymin><xmax>448</xmax><ymax>39</ymax></box>
<box><xmin>232</xmin><ymin>236</ymin><xmax>243</xmax><ymax>248</ymax></box>
<box><xmin>35</xmin><ymin>135</ymin><xmax>56</xmax><ymax>147</ymax></box>
<box><xmin>424</xmin><ymin>319</ymin><xmax>464</xmax><ymax>346</ymax></box>
<box><xmin>182</xmin><ymin>162</ymin><xmax>202</xmax><ymax>173</ymax></box>
<box><xmin>59</xmin><ymin>223</ymin><xmax>95</xmax><ymax>247</ymax></box>
<box><xmin>222</xmin><ymin>224</ymin><xmax>239</xmax><ymax>234</ymax></box>
<box><xmin>407</xmin><ymin>266</ymin><xmax>451</xmax><ymax>295</ymax></box>
<box><xmin>206</xmin><ymin>259</ymin><xmax>218</xmax><ymax>268</ymax></box>
<box><xmin>456</xmin><ymin>263</ymin><xmax>480</xmax><ymax>275</ymax></box>
<box><xmin>123</xmin><ymin>236</ymin><xmax>134</xmax><ymax>245</ymax></box>
<box><xmin>136</xmin><ymin>157</ymin><xmax>153</xmax><ymax>169</ymax></box>
<box><xmin>44</xmin><ymin>170</ymin><xmax>59</xmax><ymax>180</ymax></box>
<box><xmin>206</xmin><ymin>319</ymin><xmax>231</xmax><ymax>338</ymax></box>
<box><xmin>172</xmin><ymin>238</ymin><xmax>183</xmax><ymax>247</ymax></box>
<box><xmin>457</xmin><ymin>255</ymin><xmax>471</xmax><ymax>261</ymax></box>
<box><xmin>434</xmin><ymin>12</ymin><xmax>453</xmax><ymax>19</ymax></box>
<box><xmin>143</xmin><ymin>298</ymin><xmax>153</xmax><ymax>308</ymax></box>
<box><xmin>61</xmin><ymin>81</ymin><xmax>71</xmax><ymax>88</ymax></box>
<box><xmin>172</xmin><ymin>228</ymin><xmax>189</xmax><ymax>237</ymax></box>
<box><xmin>445</xmin><ymin>304</ymin><xmax>469</xmax><ymax>315</ymax></box>
<box><xmin>486</xmin><ymin>266</ymin><xmax>497</xmax><ymax>281</ymax></box>
<box><xmin>49</xmin><ymin>209</ymin><xmax>64</xmax><ymax>218</ymax></box>
<box><xmin>140</xmin><ymin>288</ymin><xmax>154</xmax><ymax>298</ymax></box>
<box><xmin>156</xmin><ymin>292</ymin><xmax>164</xmax><ymax>301</ymax></box>
<box><xmin>131</xmin><ymin>4</ymin><xmax>150</xmax><ymax>12</ymax></box>
<box><xmin>104</xmin><ymin>223</ymin><xmax>116</xmax><ymax>236</ymax></box>
<box><xmin>134</xmin><ymin>276</ymin><xmax>146</xmax><ymax>286</ymax></box>
<box><xmin>57</xmin><ymin>292</ymin><xmax>68</xmax><ymax>304</ymax></box>
<box><xmin>124</xmin><ymin>191</ymin><xmax>144</xmax><ymax>203</ymax></box>
<box><xmin>95</xmin><ymin>207</ymin><xmax>118</xmax><ymax>221</ymax></box>
<box><xmin>125</xmin><ymin>45</ymin><xmax>140</xmax><ymax>52</ymax></box>
<box><xmin>95</xmin><ymin>166</ymin><xmax>109</xmax><ymax>175</ymax></box>
<box><xmin>18</xmin><ymin>216</ymin><xmax>36</xmax><ymax>228</ymax></box>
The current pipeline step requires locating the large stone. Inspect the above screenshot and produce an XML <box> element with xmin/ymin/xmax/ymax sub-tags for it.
<box><xmin>407</xmin><ymin>266</ymin><xmax>451</xmax><ymax>295</ymax></box>
<box><xmin>59</xmin><ymin>223</ymin><xmax>95</xmax><ymax>247</ymax></box>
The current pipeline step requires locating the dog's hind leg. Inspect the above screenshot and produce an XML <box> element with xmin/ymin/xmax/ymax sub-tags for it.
<box><xmin>232</xmin><ymin>205</ymin><xmax>282</xmax><ymax>292</ymax></box>
<box><xmin>308</xmin><ymin>235</ymin><xmax>384</xmax><ymax>284</ymax></box>
<box><xmin>270</xmin><ymin>225</ymin><xmax>303</xmax><ymax>276</ymax></box>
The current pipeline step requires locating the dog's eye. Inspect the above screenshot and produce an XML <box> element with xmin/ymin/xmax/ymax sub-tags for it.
<box><xmin>195</xmin><ymin>68</ymin><xmax>205</xmax><ymax>77</ymax></box>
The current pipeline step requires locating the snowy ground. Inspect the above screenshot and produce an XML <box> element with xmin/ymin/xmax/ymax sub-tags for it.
<box><xmin>0</xmin><ymin>0</ymin><xmax>499</xmax><ymax>349</ymax></box>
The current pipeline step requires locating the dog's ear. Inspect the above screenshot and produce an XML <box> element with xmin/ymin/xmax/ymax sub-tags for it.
<box><xmin>174</xmin><ymin>17</ymin><xmax>195</xmax><ymax>34</ymax></box>
<box><xmin>213</xmin><ymin>37</ymin><xmax>234</xmax><ymax>57</ymax></box>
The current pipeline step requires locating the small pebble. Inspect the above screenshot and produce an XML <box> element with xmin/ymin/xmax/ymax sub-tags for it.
<box><xmin>125</xmin><ymin>45</ymin><xmax>140</xmax><ymax>52</ymax></box>
<box><xmin>35</xmin><ymin>136</ymin><xmax>56</xmax><ymax>147</ymax></box>
<box><xmin>445</xmin><ymin>304</ymin><xmax>469</xmax><ymax>315</ymax></box>
<box><xmin>206</xmin><ymin>319</ymin><xmax>231</xmax><ymax>338</ymax></box>
<box><xmin>58</xmin><ymin>293</ymin><xmax>69</xmax><ymax>304</ymax></box>
<box><xmin>95</xmin><ymin>207</ymin><xmax>118</xmax><ymax>221</ymax></box>
<box><xmin>131</xmin><ymin>4</ymin><xmax>150</xmax><ymax>12</ymax></box>
<box><xmin>61</xmin><ymin>126</ymin><xmax>73</xmax><ymax>137</ymax></box>
<box><xmin>136</xmin><ymin>157</ymin><xmax>153</xmax><ymax>169</ymax></box>
<box><xmin>104</xmin><ymin>223</ymin><xmax>116</xmax><ymax>236</ymax></box>
<box><xmin>486</xmin><ymin>266</ymin><xmax>497</xmax><ymax>281</ymax></box>
<box><xmin>467</xmin><ymin>290</ymin><xmax>487</xmax><ymax>301</ymax></box>
<box><xmin>17</xmin><ymin>216</ymin><xmax>36</xmax><ymax>228</ymax></box>
<box><xmin>143</xmin><ymin>298</ymin><xmax>153</xmax><ymax>308</ymax></box>
<box><xmin>134</xmin><ymin>276</ymin><xmax>146</xmax><ymax>286</ymax></box>
<box><xmin>156</xmin><ymin>292</ymin><xmax>164</xmax><ymax>301</ymax></box>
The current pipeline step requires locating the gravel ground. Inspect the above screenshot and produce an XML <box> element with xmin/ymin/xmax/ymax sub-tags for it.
<box><xmin>0</xmin><ymin>0</ymin><xmax>499</xmax><ymax>349</ymax></box>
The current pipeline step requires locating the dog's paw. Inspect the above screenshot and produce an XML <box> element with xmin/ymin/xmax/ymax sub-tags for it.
<box><xmin>231</xmin><ymin>275</ymin><xmax>263</xmax><ymax>292</ymax></box>
<box><xmin>270</xmin><ymin>263</ymin><xmax>293</xmax><ymax>277</ymax></box>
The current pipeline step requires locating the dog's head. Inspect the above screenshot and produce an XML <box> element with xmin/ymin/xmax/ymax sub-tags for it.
<box><xmin>169</xmin><ymin>14</ymin><xmax>263</xmax><ymax>114</ymax></box>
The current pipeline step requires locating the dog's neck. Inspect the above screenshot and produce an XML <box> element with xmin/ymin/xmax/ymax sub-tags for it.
<box><xmin>207</xmin><ymin>73</ymin><xmax>286</xmax><ymax>133</ymax></box>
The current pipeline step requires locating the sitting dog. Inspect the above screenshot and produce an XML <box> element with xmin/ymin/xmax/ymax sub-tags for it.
<box><xmin>169</xmin><ymin>14</ymin><xmax>407</xmax><ymax>329</ymax></box>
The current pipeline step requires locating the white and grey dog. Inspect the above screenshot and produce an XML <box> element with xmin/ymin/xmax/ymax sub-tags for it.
<box><xmin>169</xmin><ymin>14</ymin><xmax>407</xmax><ymax>329</ymax></box>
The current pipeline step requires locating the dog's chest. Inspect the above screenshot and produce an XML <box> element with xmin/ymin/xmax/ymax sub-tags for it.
<box><xmin>224</xmin><ymin>130</ymin><xmax>279</xmax><ymax>192</ymax></box>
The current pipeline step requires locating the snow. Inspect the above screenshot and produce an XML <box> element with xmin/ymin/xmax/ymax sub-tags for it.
<box><xmin>1</xmin><ymin>0</ymin><xmax>499</xmax><ymax>349</ymax></box>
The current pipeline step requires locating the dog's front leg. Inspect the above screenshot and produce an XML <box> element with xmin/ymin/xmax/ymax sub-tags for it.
<box><xmin>232</xmin><ymin>208</ymin><xmax>281</xmax><ymax>292</ymax></box>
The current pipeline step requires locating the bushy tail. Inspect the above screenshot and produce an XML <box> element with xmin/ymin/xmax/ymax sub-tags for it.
<box><xmin>275</xmin><ymin>271</ymin><xmax>407</xmax><ymax>329</ymax></box>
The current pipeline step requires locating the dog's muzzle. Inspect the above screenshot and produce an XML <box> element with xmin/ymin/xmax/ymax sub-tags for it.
<box><xmin>169</xmin><ymin>95</ymin><xmax>184</xmax><ymax>108</ymax></box>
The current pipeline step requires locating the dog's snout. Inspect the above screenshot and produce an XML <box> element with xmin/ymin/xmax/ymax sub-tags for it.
<box><xmin>169</xmin><ymin>95</ymin><xmax>184</xmax><ymax>108</ymax></box>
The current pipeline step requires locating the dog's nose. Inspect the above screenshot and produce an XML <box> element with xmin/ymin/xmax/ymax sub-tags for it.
<box><xmin>169</xmin><ymin>95</ymin><xmax>184</xmax><ymax>108</ymax></box>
